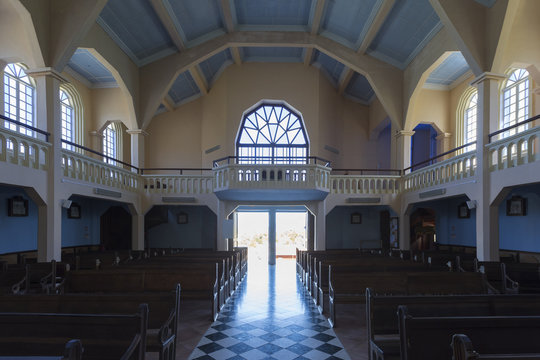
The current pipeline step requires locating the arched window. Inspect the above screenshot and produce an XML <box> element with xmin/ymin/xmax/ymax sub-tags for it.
<box><xmin>102</xmin><ymin>122</ymin><xmax>123</xmax><ymax>166</ymax></box>
<box><xmin>60</xmin><ymin>89</ymin><xmax>73</xmax><ymax>150</ymax></box>
<box><xmin>501</xmin><ymin>68</ymin><xmax>530</xmax><ymax>138</ymax></box>
<box><xmin>3</xmin><ymin>63</ymin><xmax>35</xmax><ymax>141</ymax></box>
<box><xmin>464</xmin><ymin>92</ymin><xmax>477</xmax><ymax>152</ymax></box>
<box><xmin>236</xmin><ymin>102</ymin><xmax>309</xmax><ymax>164</ymax></box>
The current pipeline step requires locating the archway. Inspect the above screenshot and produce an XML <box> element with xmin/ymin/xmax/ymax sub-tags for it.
<box><xmin>100</xmin><ymin>206</ymin><xmax>131</xmax><ymax>250</ymax></box>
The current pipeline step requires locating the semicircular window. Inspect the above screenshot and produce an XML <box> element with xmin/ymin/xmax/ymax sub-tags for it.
<box><xmin>237</xmin><ymin>103</ymin><xmax>309</xmax><ymax>164</ymax></box>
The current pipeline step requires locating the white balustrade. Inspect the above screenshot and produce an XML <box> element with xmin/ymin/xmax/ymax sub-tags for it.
<box><xmin>61</xmin><ymin>150</ymin><xmax>138</xmax><ymax>192</ymax></box>
<box><xmin>329</xmin><ymin>175</ymin><xmax>401</xmax><ymax>194</ymax></box>
<box><xmin>213</xmin><ymin>164</ymin><xmax>331</xmax><ymax>192</ymax></box>
<box><xmin>487</xmin><ymin>126</ymin><xmax>540</xmax><ymax>171</ymax></box>
<box><xmin>403</xmin><ymin>151</ymin><xmax>477</xmax><ymax>192</ymax></box>
<box><xmin>0</xmin><ymin>129</ymin><xmax>49</xmax><ymax>170</ymax></box>
<box><xmin>142</xmin><ymin>175</ymin><xmax>214</xmax><ymax>194</ymax></box>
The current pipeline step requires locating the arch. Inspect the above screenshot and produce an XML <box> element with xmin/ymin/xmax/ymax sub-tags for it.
<box><xmin>456</xmin><ymin>86</ymin><xmax>478</xmax><ymax>153</ymax></box>
<box><xmin>59</xmin><ymin>82</ymin><xmax>84</xmax><ymax>150</ymax></box>
<box><xmin>500</xmin><ymin>68</ymin><xmax>531</xmax><ymax>138</ymax></box>
<box><xmin>100</xmin><ymin>121</ymin><xmax>124</xmax><ymax>165</ymax></box>
<box><xmin>236</xmin><ymin>100</ymin><xmax>309</xmax><ymax>164</ymax></box>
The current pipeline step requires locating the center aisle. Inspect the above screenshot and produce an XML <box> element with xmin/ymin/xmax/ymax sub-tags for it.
<box><xmin>189</xmin><ymin>258</ymin><xmax>351</xmax><ymax>360</ymax></box>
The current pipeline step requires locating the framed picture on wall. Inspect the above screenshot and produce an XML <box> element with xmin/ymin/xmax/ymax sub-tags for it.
<box><xmin>351</xmin><ymin>212</ymin><xmax>362</xmax><ymax>224</ymax></box>
<box><xmin>177</xmin><ymin>212</ymin><xmax>188</xmax><ymax>224</ymax></box>
<box><xmin>67</xmin><ymin>203</ymin><xmax>81</xmax><ymax>219</ymax></box>
<box><xmin>457</xmin><ymin>203</ymin><xmax>470</xmax><ymax>219</ymax></box>
<box><xmin>8</xmin><ymin>196</ymin><xmax>28</xmax><ymax>217</ymax></box>
<box><xmin>506</xmin><ymin>196</ymin><xmax>526</xmax><ymax>216</ymax></box>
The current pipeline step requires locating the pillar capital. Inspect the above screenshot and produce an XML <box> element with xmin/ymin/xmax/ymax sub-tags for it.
<box><xmin>394</xmin><ymin>130</ymin><xmax>415</xmax><ymax>138</ymax></box>
<box><xmin>470</xmin><ymin>72</ymin><xmax>506</xmax><ymax>86</ymax></box>
<box><xmin>89</xmin><ymin>130</ymin><xmax>104</xmax><ymax>138</ymax></box>
<box><xmin>26</xmin><ymin>67</ymin><xmax>68</xmax><ymax>83</ymax></box>
<box><xmin>435</xmin><ymin>132</ymin><xmax>452</xmax><ymax>140</ymax></box>
<box><xmin>126</xmin><ymin>129</ymin><xmax>149</xmax><ymax>136</ymax></box>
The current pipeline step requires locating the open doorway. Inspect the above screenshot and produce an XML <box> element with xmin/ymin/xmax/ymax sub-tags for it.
<box><xmin>276</xmin><ymin>211</ymin><xmax>307</xmax><ymax>258</ymax></box>
<box><xmin>236</xmin><ymin>211</ymin><xmax>269</xmax><ymax>266</ymax></box>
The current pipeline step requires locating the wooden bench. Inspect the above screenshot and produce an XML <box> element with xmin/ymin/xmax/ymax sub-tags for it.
<box><xmin>0</xmin><ymin>285</ymin><xmax>180</xmax><ymax>360</ymax></box>
<box><xmin>367</xmin><ymin>290</ymin><xmax>540</xmax><ymax>360</ymax></box>
<box><xmin>0</xmin><ymin>339</ymin><xmax>83</xmax><ymax>360</ymax></box>
<box><xmin>11</xmin><ymin>260</ymin><xmax>68</xmax><ymax>295</ymax></box>
<box><xmin>452</xmin><ymin>334</ymin><xmax>540</xmax><ymax>360</ymax></box>
<box><xmin>504</xmin><ymin>262</ymin><xmax>540</xmax><ymax>293</ymax></box>
<box><xmin>328</xmin><ymin>268</ymin><xmax>487</xmax><ymax>327</ymax></box>
<box><xmin>398</xmin><ymin>306</ymin><xmax>540</xmax><ymax>360</ymax></box>
<box><xmin>66</xmin><ymin>265</ymin><xmax>219</xmax><ymax>321</ymax></box>
<box><xmin>0</xmin><ymin>304</ymin><xmax>148</xmax><ymax>360</ymax></box>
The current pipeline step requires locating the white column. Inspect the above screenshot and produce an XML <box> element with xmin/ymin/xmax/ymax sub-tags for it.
<box><xmin>472</xmin><ymin>72</ymin><xmax>505</xmax><ymax>261</ymax></box>
<box><xmin>131</xmin><ymin>214</ymin><xmax>145</xmax><ymax>250</ymax></box>
<box><xmin>127</xmin><ymin>129</ymin><xmax>147</xmax><ymax>171</ymax></box>
<box><xmin>216</xmin><ymin>200</ymin><xmax>228</xmax><ymax>251</ymax></box>
<box><xmin>436</xmin><ymin>132</ymin><xmax>452</xmax><ymax>161</ymax></box>
<box><xmin>314</xmin><ymin>201</ymin><xmax>326</xmax><ymax>250</ymax></box>
<box><xmin>27</xmin><ymin>68</ymin><xmax>66</xmax><ymax>261</ymax></box>
<box><xmin>394</xmin><ymin>130</ymin><xmax>415</xmax><ymax>171</ymax></box>
<box><xmin>89</xmin><ymin>130</ymin><xmax>104</xmax><ymax>160</ymax></box>
<box><xmin>268</xmin><ymin>209</ymin><xmax>276</xmax><ymax>265</ymax></box>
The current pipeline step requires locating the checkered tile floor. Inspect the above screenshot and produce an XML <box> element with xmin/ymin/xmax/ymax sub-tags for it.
<box><xmin>189</xmin><ymin>258</ymin><xmax>351</xmax><ymax>360</ymax></box>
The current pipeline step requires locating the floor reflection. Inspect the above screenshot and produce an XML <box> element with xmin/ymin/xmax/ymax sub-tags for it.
<box><xmin>189</xmin><ymin>257</ymin><xmax>351</xmax><ymax>359</ymax></box>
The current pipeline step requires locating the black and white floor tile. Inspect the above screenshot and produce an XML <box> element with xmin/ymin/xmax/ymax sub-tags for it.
<box><xmin>189</xmin><ymin>259</ymin><xmax>351</xmax><ymax>360</ymax></box>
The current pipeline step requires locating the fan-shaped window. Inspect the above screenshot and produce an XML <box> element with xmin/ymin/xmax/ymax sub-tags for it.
<box><xmin>237</xmin><ymin>103</ymin><xmax>308</xmax><ymax>164</ymax></box>
<box><xmin>501</xmin><ymin>68</ymin><xmax>530</xmax><ymax>138</ymax></box>
<box><xmin>60</xmin><ymin>89</ymin><xmax>73</xmax><ymax>150</ymax></box>
<box><xmin>3</xmin><ymin>63</ymin><xmax>35</xmax><ymax>145</ymax></box>
<box><xmin>464</xmin><ymin>92</ymin><xmax>477</xmax><ymax>152</ymax></box>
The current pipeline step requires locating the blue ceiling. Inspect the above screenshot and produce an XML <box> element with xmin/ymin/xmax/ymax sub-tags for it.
<box><xmin>368</xmin><ymin>0</ymin><xmax>442</xmax><ymax>69</ymax></box>
<box><xmin>474</xmin><ymin>0</ymin><xmax>497</xmax><ymax>7</ymax></box>
<box><xmin>320</xmin><ymin>0</ymin><xmax>380</xmax><ymax>48</ymax></box>
<box><xmin>168</xmin><ymin>71</ymin><xmax>200</xmax><ymax>105</ymax></box>
<box><xmin>66</xmin><ymin>49</ymin><xmax>117</xmax><ymax>87</ymax></box>
<box><xmin>425</xmin><ymin>52</ymin><xmax>470</xmax><ymax>88</ymax></box>
<box><xmin>233</xmin><ymin>0</ymin><xmax>313</xmax><ymax>29</ymax></box>
<box><xmin>312</xmin><ymin>50</ymin><xmax>345</xmax><ymax>87</ymax></box>
<box><xmin>241</xmin><ymin>47</ymin><xmax>304</xmax><ymax>63</ymax></box>
<box><xmin>345</xmin><ymin>73</ymin><xmax>375</xmax><ymax>104</ymax></box>
<box><xmin>164</xmin><ymin>0</ymin><xmax>225</xmax><ymax>46</ymax></box>
<box><xmin>92</xmin><ymin>0</ymin><xmax>465</xmax><ymax>111</ymax></box>
<box><xmin>198</xmin><ymin>49</ymin><xmax>234</xmax><ymax>87</ymax></box>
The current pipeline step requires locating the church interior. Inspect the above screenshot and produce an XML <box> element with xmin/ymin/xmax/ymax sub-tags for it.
<box><xmin>1</xmin><ymin>0</ymin><xmax>540</xmax><ymax>359</ymax></box>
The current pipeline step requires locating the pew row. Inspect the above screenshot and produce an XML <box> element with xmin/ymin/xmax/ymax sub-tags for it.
<box><xmin>328</xmin><ymin>268</ymin><xmax>488</xmax><ymax>327</ymax></box>
<box><xmin>0</xmin><ymin>304</ymin><xmax>148</xmax><ymax>360</ymax></box>
<box><xmin>452</xmin><ymin>334</ymin><xmax>540</xmax><ymax>360</ymax></box>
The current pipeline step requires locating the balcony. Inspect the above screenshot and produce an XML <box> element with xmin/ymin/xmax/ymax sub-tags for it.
<box><xmin>212</xmin><ymin>157</ymin><xmax>331</xmax><ymax>201</ymax></box>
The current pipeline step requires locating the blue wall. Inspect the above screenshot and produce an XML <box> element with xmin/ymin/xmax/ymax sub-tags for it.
<box><xmin>0</xmin><ymin>186</ymin><xmax>38</xmax><ymax>254</ymax></box>
<box><xmin>61</xmin><ymin>196</ymin><xmax>129</xmax><ymax>248</ymax></box>
<box><xmin>147</xmin><ymin>206</ymin><xmax>216</xmax><ymax>249</ymax></box>
<box><xmin>326</xmin><ymin>206</ymin><xmax>393</xmax><ymax>249</ymax></box>
<box><xmin>427</xmin><ymin>196</ymin><xmax>477</xmax><ymax>247</ymax></box>
<box><xmin>411</xmin><ymin>124</ymin><xmax>437</xmax><ymax>169</ymax></box>
<box><xmin>499</xmin><ymin>183</ymin><xmax>540</xmax><ymax>252</ymax></box>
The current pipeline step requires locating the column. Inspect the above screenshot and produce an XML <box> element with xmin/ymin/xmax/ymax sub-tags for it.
<box><xmin>268</xmin><ymin>209</ymin><xmax>276</xmax><ymax>265</ymax></box>
<box><xmin>399</xmin><ymin>209</ymin><xmax>411</xmax><ymax>251</ymax></box>
<box><xmin>127</xmin><ymin>129</ymin><xmax>147</xmax><ymax>171</ymax></box>
<box><xmin>27</xmin><ymin>68</ymin><xmax>66</xmax><ymax>261</ymax></box>
<box><xmin>216</xmin><ymin>200</ymin><xmax>228</xmax><ymax>251</ymax></box>
<box><xmin>89</xmin><ymin>130</ymin><xmax>104</xmax><ymax>160</ymax></box>
<box><xmin>472</xmin><ymin>72</ymin><xmax>505</xmax><ymax>261</ymax></box>
<box><xmin>314</xmin><ymin>201</ymin><xmax>326</xmax><ymax>250</ymax></box>
<box><xmin>436</xmin><ymin>132</ymin><xmax>452</xmax><ymax>161</ymax></box>
<box><xmin>394</xmin><ymin>130</ymin><xmax>415</xmax><ymax>171</ymax></box>
<box><xmin>131</xmin><ymin>214</ymin><xmax>145</xmax><ymax>250</ymax></box>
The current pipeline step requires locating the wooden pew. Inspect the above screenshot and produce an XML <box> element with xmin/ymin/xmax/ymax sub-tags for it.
<box><xmin>328</xmin><ymin>268</ymin><xmax>487</xmax><ymax>327</ymax></box>
<box><xmin>66</xmin><ymin>264</ymin><xmax>219</xmax><ymax>321</ymax></box>
<box><xmin>0</xmin><ymin>285</ymin><xmax>180</xmax><ymax>360</ymax></box>
<box><xmin>451</xmin><ymin>334</ymin><xmax>540</xmax><ymax>360</ymax></box>
<box><xmin>0</xmin><ymin>304</ymin><xmax>148</xmax><ymax>360</ymax></box>
<box><xmin>367</xmin><ymin>290</ymin><xmax>540</xmax><ymax>360</ymax></box>
<box><xmin>398</xmin><ymin>306</ymin><xmax>540</xmax><ymax>360</ymax></box>
<box><xmin>11</xmin><ymin>260</ymin><xmax>68</xmax><ymax>295</ymax></box>
<box><xmin>504</xmin><ymin>262</ymin><xmax>540</xmax><ymax>293</ymax></box>
<box><xmin>0</xmin><ymin>339</ymin><xmax>83</xmax><ymax>360</ymax></box>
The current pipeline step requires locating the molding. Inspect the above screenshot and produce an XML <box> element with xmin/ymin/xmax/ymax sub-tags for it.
<box><xmin>394</xmin><ymin>130</ymin><xmax>415</xmax><ymax>138</ymax></box>
<box><xmin>126</xmin><ymin>129</ymin><xmax>149</xmax><ymax>137</ymax></box>
<box><xmin>89</xmin><ymin>130</ymin><xmax>104</xmax><ymax>139</ymax></box>
<box><xmin>435</xmin><ymin>132</ymin><xmax>452</xmax><ymax>140</ymax></box>
<box><xmin>470</xmin><ymin>72</ymin><xmax>506</xmax><ymax>86</ymax></box>
<box><xmin>26</xmin><ymin>67</ymin><xmax>68</xmax><ymax>83</ymax></box>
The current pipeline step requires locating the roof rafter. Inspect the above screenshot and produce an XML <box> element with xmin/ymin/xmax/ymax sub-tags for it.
<box><xmin>358</xmin><ymin>0</ymin><xmax>395</xmax><ymax>54</ymax></box>
<box><xmin>189</xmin><ymin>66</ymin><xmax>208</xmax><ymax>95</ymax></box>
<box><xmin>140</xmin><ymin>31</ymin><xmax>404</xmax><ymax>130</ymax></box>
<box><xmin>149</xmin><ymin>0</ymin><xmax>186</xmax><ymax>51</ymax></box>
<box><xmin>310</xmin><ymin>0</ymin><xmax>326</xmax><ymax>35</ymax></box>
<box><xmin>162</xmin><ymin>96</ymin><xmax>175</xmax><ymax>112</ymax></box>
<box><xmin>219</xmin><ymin>0</ymin><xmax>236</xmax><ymax>33</ymax></box>
<box><xmin>338</xmin><ymin>68</ymin><xmax>354</xmax><ymax>94</ymax></box>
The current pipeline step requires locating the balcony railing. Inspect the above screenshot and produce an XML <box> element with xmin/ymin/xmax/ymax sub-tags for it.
<box><xmin>0</xmin><ymin>120</ymin><xmax>50</xmax><ymax>171</ymax></box>
<box><xmin>213</xmin><ymin>156</ymin><xmax>331</xmax><ymax>167</ymax></box>
<box><xmin>487</xmin><ymin>125</ymin><xmax>540</xmax><ymax>171</ymax></box>
<box><xmin>330</xmin><ymin>175</ymin><xmax>401</xmax><ymax>194</ymax></box>
<box><xmin>141</xmin><ymin>175</ymin><xmax>214</xmax><ymax>194</ymax></box>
